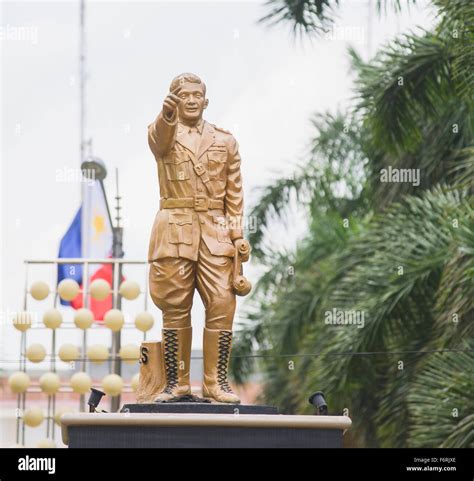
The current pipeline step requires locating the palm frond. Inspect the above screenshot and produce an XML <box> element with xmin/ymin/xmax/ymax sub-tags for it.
<box><xmin>407</xmin><ymin>342</ymin><xmax>474</xmax><ymax>447</ymax></box>
<box><xmin>259</xmin><ymin>0</ymin><xmax>339</xmax><ymax>35</ymax></box>
<box><xmin>354</xmin><ymin>31</ymin><xmax>452</xmax><ymax>154</ymax></box>
<box><xmin>259</xmin><ymin>0</ymin><xmax>416</xmax><ymax>35</ymax></box>
<box><xmin>248</xmin><ymin>111</ymin><xmax>369</xmax><ymax>258</ymax></box>
<box><xmin>433</xmin><ymin>0</ymin><xmax>474</xmax><ymax>101</ymax></box>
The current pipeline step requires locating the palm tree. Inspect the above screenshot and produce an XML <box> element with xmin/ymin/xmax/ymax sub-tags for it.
<box><xmin>232</xmin><ymin>0</ymin><xmax>474</xmax><ymax>447</ymax></box>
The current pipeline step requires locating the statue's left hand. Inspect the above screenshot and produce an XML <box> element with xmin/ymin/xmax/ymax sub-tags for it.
<box><xmin>234</xmin><ymin>238</ymin><xmax>250</xmax><ymax>263</ymax></box>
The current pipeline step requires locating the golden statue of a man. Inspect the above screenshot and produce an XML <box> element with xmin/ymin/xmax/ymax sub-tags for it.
<box><xmin>147</xmin><ymin>73</ymin><xmax>250</xmax><ymax>403</ymax></box>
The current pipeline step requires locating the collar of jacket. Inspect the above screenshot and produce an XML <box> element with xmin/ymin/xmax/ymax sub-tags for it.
<box><xmin>179</xmin><ymin>118</ymin><xmax>204</xmax><ymax>134</ymax></box>
<box><xmin>176</xmin><ymin>120</ymin><xmax>216</xmax><ymax>159</ymax></box>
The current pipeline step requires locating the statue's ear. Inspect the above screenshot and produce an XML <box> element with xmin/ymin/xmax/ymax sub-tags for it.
<box><xmin>204</xmin><ymin>99</ymin><xmax>209</xmax><ymax>110</ymax></box>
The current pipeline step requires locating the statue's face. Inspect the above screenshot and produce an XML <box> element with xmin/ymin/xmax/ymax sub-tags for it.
<box><xmin>176</xmin><ymin>81</ymin><xmax>208</xmax><ymax>122</ymax></box>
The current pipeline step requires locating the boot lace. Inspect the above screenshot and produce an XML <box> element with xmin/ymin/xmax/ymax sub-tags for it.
<box><xmin>217</xmin><ymin>331</ymin><xmax>233</xmax><ymax>393</ymax></box>
<box><xmin>162</xmin><ymin>330</ymin><xmax>178</xmax><ymax>394</ymax></box>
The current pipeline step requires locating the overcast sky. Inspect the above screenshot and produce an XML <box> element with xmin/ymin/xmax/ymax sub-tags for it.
<box><xmin>1</xmin><ymin>0</ymin><xmax>435</xmax><ymax>361</ymax></box>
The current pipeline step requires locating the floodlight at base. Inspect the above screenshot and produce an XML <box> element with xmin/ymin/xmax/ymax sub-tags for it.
<box><xmin>88</xmin><ymin>388</ymin><xmax>106</xmax><ymax>413</ymax></box>
<box><xmin>308</xmin><ymin>391</ymin><xmax>328</xmax><ymax>415</ymax></box>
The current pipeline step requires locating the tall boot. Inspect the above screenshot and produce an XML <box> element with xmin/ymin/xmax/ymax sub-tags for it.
<box><xmin>154</xmin><ymin>326</ymin><xmax>192</xmax><ymax>402</ymax></box>
<box><xmin>202</xmin><ymin>328</ymin><xmax>240</xmax><ymax>404</ymax></box>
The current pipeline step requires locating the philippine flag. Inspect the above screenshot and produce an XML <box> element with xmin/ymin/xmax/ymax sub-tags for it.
<box><xmin>57</xmin><ymin>180</ymin><xmax>114</xmax><ymax>320</ymax></box>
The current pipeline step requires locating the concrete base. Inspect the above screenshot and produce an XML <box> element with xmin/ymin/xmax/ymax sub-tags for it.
<box><xmin>61</xmin><ymin>411</ymin><xmax>352</xmax><ymax>448</ymax></box>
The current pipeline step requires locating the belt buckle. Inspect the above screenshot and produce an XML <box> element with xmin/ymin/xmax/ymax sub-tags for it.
<box><xmin>194</xmin><ymin>194</ymin><xmax>208</xmax><ymax>211</ymax></box>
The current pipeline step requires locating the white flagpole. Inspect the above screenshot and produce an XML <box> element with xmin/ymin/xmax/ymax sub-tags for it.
<box><xmin>79</xmin><ymin>0</ymin><xmax>87</xmax><ymax>414</ymax></box>
<box><xmin>79</xmin><ymin>0</ymin><xmax>86</xmax><ymax>171</ymax></box>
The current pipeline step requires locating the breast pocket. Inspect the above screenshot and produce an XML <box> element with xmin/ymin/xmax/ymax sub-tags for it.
<box><xmin>213</xmin><ymin>215</ymin><xmax>232</xmax><ymax>244</ymax></box>
<box><xmin>168</xmin><ymin>213</ymin><xmax>193</xmax><ymax>245</ymax></box>
<box><xmin>164</xmin><ymin>151</ymin><xmax>190</xmax><ymax>181</ymax></box>
<box><xmin>207</xmin><ymin>149</ymin><xmax>227</xmax><ymax>181</ymax></box>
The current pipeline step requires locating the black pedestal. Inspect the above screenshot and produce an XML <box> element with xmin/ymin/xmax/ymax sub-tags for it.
<box><xmin>67</xmin><ymin>423</ymin><xmax>343</xmax><ymax>448</ymax></box>
<box><xmin>121</xmin><ymin>402</ymin><xmax>278</xmax><ymax>415</ymax></box>
<box><xmin>61</xmin><ymin>406</ymin><xmax>351</xmax><ymax>448</ymax></box>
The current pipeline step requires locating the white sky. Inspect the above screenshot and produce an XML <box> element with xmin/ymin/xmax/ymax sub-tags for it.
<box><xmin>1</xmin><ymin>0</ymin><xmax>435</xmax><ymax>362</ymax></box>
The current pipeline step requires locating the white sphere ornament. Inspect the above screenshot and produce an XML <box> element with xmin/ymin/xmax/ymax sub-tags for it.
<box><xmin>39</xmin><ymin>372</ymin><xmax>61</xmax><ymax>395</ymax></box>
<box><xmin>131</xmin><ymin>373</ymin><xmax>140</xmax><ymax>392</ymax></box>
<box><xmin>30</xmin><ymin>281</ymin><xmax>50</xmax><ymax>300</ymax></box>
<box><xmin>90</xmin><ymin>278</ymin><xmax>111</xmax><ymax>300</ymax></box>
<box><xmin>58</xmin><ymin>343</ymin><xmax>79</xmax><ymax>362</ymax></box>
<box><xmin>43</xmin><ymin>308</ymin><xmax>63</xmax><ymax>329</ymax></box>
<box><xmin>74</xmin><ymin>308</ymin><xmax>94</xmax><ymax>329</ymax></box>
<box><xmin>54</xmin><ymin>407</ymin><xmax>74</xmax><ymax>426</ymax></box>
<box><xmin>119</xmin><ymin>344</ymin><xmax>140</xmax><ymax>364</ymax></box>
<box><xmin>135</xmin><ymin>312</ymin><xmax>154</xmax><ymax>332</ymax></box>
<box><xmin>102</xmin><ymin>374</ymin><xmax>123</xmax><ymax>396</ymax></box>
<box><xmin>87</xmin><ymin>344</ymin><xmax>109</xmax><ymax>364</ymax></box>
<box><xmin>26</xmin><ymin>344</ymin><xmax>46</xmax><ymax>363</ymax></box>
<box><xmin>104</xmin><ymin>309</ymin><xmax>124</xmax><ymax>332</ymax></box>
<box><xmin>119</xmin><ymin>280</ymin><xmax>140</xmax><ymax>300</ymax></box>
<box><xmin>58</xmin><ymin>279</ymin><xmax>80</xmax><ymax>301</ymax></box>
<box><xmin>23</xmin><ymin>407</ymin><xmax>44</xmax><ymax>427</ymax></box>
<box><xmin>8</xmin><ymin>371</ymin><xmax>30</xmax><ymax>393</ymax></box>
<box><xmin>36</xmin><ymin>439</ymin><xmax>56</xmax><ymax>448</ymax></box>
<box><xmin>70</xmin><ymin>372</ymin><xmax>92</xmax><ymax>394</ymax></box>
<box><xmin>12</xmin><ymin>312</ymin><xmax>32</xmax><ymax>332</ymax></box>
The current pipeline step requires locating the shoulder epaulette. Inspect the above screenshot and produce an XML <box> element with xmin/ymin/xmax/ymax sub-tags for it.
<box><xmin>211</xmin><ymin>124</ymin><xmax>232</xmax><ymax>135</ymax></box>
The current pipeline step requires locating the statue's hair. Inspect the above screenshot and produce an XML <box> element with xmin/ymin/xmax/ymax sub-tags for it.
<box><xmin>169</xmin><ymin>72</ymin><xmax>206</xmax><ymax>95</ymax></box>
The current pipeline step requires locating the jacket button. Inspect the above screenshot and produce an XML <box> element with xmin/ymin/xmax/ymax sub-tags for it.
<box><xmin>200</xmin><ymin>219</ymin><xmax>204</xmax><ymax>224</ymax></box>
<box><xmin>197</xmin><ymin>187</ymin><xmax>203</xmax><ymax>192</ymax></box>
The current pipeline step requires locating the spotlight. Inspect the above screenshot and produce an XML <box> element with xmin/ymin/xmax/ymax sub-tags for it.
<box><xmin>88</xmin><ymin>388</ymin><xmax>106</xmax><ymax>413</ymax></box>
<box><xmin>308</xmin><ymin>391</ymin><xmax>328</xmax><ymax>415</ymax></box>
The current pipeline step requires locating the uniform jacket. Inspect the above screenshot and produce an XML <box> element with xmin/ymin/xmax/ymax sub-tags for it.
<box><xmin>147</xmin><ymin>112</ymin><xmax>244</xmax><ymax>262</ymax></box>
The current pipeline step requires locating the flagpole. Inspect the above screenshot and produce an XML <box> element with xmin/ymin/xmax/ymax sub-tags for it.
<box><xmin>79</xmin><ymin>0</ymin><xmax>87</xmax><ymax>415</ymax></box>
<box><xmin>78</xmin><ymin>0</ymin><xmax>124</xmax><ymax>412</ymax></box>
<box><xmin>79</xmin><ymin>0</ymin><xmax>86</xmax><ymax>172</ymax></box>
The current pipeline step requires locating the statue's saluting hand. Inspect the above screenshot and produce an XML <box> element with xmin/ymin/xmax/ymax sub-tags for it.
<box><xmin>162</xmin><ymin>86</ymin><xmax>181</xmax><ymax>121</ymax></box>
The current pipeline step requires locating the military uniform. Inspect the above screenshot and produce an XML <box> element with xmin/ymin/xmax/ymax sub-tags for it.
<box><xmin>147</xmin><ymin>111</ymin><xmax>243</xmax><ymax>403</ymax></box>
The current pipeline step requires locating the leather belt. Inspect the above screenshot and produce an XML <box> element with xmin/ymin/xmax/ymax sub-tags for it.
<box><xmin>160</xmin><ymin>196</ymin><xmax>224</xmax><ymax>212</ymax></box>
